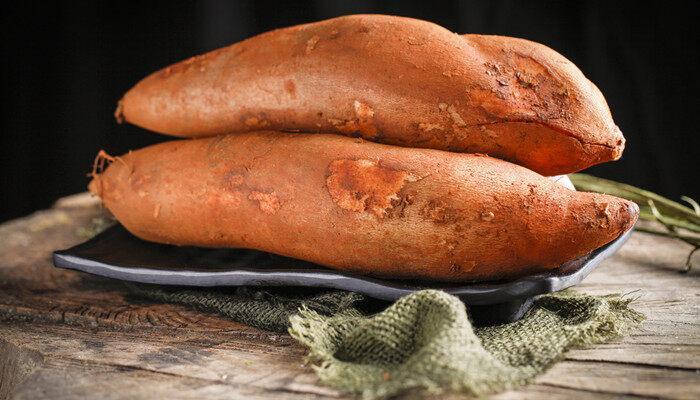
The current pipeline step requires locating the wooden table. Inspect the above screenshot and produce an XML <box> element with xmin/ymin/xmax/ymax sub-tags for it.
<box><xmin>1</xmin><ymin>194</ymin><xmax>698</xmax><ymax>400</ymax></box>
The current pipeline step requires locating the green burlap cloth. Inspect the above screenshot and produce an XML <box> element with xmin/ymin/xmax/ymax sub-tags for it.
<box><xmin>128</xmin><ymin>285</ymin><xmax>643</xmax><ymax>399</ymax></box>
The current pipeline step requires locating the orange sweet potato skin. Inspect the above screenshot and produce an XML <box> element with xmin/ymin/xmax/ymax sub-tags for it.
<box><xmin>118</xmin><ymin>14</ymin><xmax>624</xmax><ymax>176</ymax></box>
<box><xmin>90</xmin><ymin>132</ymin><xmax>637</xmax><ymax>282</ymax></box>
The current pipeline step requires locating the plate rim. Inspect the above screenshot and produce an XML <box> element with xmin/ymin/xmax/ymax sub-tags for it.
<box><xmin>53</xmin><ymin>224</ymin><xmax>633</xmax><ymax>304</ymax></box>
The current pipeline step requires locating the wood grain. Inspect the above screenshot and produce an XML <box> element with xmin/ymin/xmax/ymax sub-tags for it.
<box><xmin>0</xmin><ymin>193</ymin><xmax>698</xmax><ymax>400</ymax></box>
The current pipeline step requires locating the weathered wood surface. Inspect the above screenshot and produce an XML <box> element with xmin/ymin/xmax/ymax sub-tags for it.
<box><xmin>1</xmin><ymin>193</ymin><xmax>698</xmax><ymax>400</ymax></box>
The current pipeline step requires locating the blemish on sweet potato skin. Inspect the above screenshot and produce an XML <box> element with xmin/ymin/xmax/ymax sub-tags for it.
<box><xmin>305</xmin><ymin>35</ymin><xmax>320</xmax><ymax>54</ymax></box>
<box><xmin>248</xmin><ymin>191</ymin><xmax>280</xmax><ymax>214</ymax></box>
<box><xmin>328</xmin><ymin>100</ymin><xmax>379</xmax><ymax>138</ymax></box>
<box><xmin>480</xmin><ymin>211</ymin><xmax>495</xmax><ymax>221</ymax></box>
<box><xmin>418</xmin><ymin>123</ymin><xmax>444</xmax><ymax>132</ymax></box>
<box><xmin>450</xmin><ymin>261</ymin><xmax>477</xmax><ymax>275</ymax></box>
<box><xmin>244</xmin><ymin>116</ymin><xmax>269</xmax><ymax>128</ymax></box>
<box><xmin>284</xmin><ymin>80</ymin><xmax>296</xmax><ymax>98</ymax></box>
<box><xmin>224</xmin><ymin>171</ymin><xmax>245</xmax><ymax>189</ymax></box>
<box><xmin>326</xmin><ymin>159</ymin><xmax>415</xmax><ymax>217</ymax></box>
<box><xmin>421</xmin><ymin>199</ymin><xmax>459</xmax><ymax>224</ymax></box>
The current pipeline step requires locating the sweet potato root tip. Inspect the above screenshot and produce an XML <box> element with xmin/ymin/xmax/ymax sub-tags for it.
<box><xmin>88</xmin><ymin>150</ymin><xmax>116</xmax><ymax>198</ymax></box>
<box><xmin>89</xmin><ymin>150</ymin><xmax>132</xmax><ymax>199</ymax></box>
<box><xmin>114</xmin><ymin>99</ymin><xmax>125</xmax><ymax>124</ymax></box>
<box><xmin>90</xmin><ymin>150</ymin><xmax>114</xmax><ymax>178</ymax></box>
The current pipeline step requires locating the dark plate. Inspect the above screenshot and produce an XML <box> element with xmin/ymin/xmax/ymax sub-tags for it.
<box><xmin>53</xmin><ymin>224</ymin><xmax>633</xmax><ymax>325</ymax></box>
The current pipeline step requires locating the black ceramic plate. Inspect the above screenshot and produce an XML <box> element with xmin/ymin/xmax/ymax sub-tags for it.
<box><xmin>53</xmin><ymin>223</ymin><xmax>633</xmax><ymax>324</ymax></box>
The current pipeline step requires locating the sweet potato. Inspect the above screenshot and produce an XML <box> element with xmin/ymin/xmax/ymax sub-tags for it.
<box><xmin>117</xmin><ymin>14</ymin><xmax>624</xmax><ymax>176</ymax></box>
<box><xmin>89</xmin><ymin>132</ymin><xmax>637</xmax><ymax>282</ymax></box>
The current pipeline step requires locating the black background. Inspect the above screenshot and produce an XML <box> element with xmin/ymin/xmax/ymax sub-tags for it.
<box><xmin>1</xmin><ymin>1</ymin><xmax>698</xmax><ymax>222</ymax></box>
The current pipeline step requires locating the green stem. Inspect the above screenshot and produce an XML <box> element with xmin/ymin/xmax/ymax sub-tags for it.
<box><xmin>634</xmin><ymin>226</ymin><xmax>700</xmax><ymax>247</ymax></box>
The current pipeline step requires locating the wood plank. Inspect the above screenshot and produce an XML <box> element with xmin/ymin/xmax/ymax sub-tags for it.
<box><xmin>12</xmin><ymin>359</ymin><xmax>333</xmax><ymax>400</ymax></box>
<box><xmin>535</xmin><ymin>360</ymin><xmax>700</xmax><ymax>400</ymax></box>
<box><xmin>566</xmin><ymin>343</ymin><xmax>700</xmax><ymax>370</ymax></box>
<box><xmin>1</xmin><ymin>322</ymin><xmax>340</xmax><ymax>399</ymax></box>
<box><xmin>1</xmin><ymin>193</ymin><xmax>698</xmax><ymax>399</ymax></box>
<box><xmin>493</xmin><ymin>384</ymin><xmax>656</xmax><ymax>400</ymax></box>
